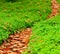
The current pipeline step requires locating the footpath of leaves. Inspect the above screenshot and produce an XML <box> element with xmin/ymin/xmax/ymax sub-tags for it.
<box><xmin>0</xmin><ymin>28</ymin><xmax>31</xmax><ymax>54</ymax></box>
<box><xmin>0</xmin><ymin>0</ymin><xmax>60</xmax><ymax>54</ymax></box>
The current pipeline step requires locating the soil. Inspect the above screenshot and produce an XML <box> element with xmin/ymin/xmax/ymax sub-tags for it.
<box><xmin>0</xmin><ymin>28</ymin><xmax>32</xmax><ymax>54</ymax></box>
<box><xmin>48</xmin><ymin>0</ymin><xmax>60</xmax><ymax>18</ymax></box>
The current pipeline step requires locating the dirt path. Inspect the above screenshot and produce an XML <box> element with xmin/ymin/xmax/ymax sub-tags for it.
<box><xmin>0</xmin><ymin>28</ymin><xmax>31</xmax><ymax>54</ymax></box>
<box><xmin>48</xmin><ymin>0</ymin><xmax>60</xmax><ymax>18</ymax></box>
<box><xmin>0</xmin><ymin>0</ymin><xmax>60</xmax><ymax>54</ymax></box>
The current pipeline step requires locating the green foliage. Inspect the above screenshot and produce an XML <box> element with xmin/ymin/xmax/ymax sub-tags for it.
<box><xmin>57</xmin><ymin>0</ymin><xmax>60</xmax><ymax>3</ymax></box>
<box><xmin>6</xmin><ymin>0</ymin><xmax>17</xmax><ymax>2</ymax></box>
<box><xmin>0</xmin><ymin>0</ymin><xmax>60</xmax><ymax>54</ymax></box>
<box><xmin>0</xmin><ymin>0</ymin><xmax>18</xmax><ymax>2</ymax></box>
<box><xmin>0</xmin><ymin>0</ymin><xmax>51</xmax><ymax>44</ymax></box>
<box><xmin>23</xmin><ymin>15</ymin><xmax>60</xmax><ymax>54</ymax></box>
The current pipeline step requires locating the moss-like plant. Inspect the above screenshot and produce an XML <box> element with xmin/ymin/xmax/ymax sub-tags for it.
<box><xmin>23</xmin><ymin>15</ymin><xmax>60</xmax><ymax>54</ymax></box>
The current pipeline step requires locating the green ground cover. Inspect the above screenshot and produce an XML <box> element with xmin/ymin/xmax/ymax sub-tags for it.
<box><xmin>0</xmin><ymin>0</ymin><xmax>60</xmax><ymax>54</ymax></box>
<box><xmin>0</xmin><ymin>0</ymin><xmax>51</xmax><ymax>44</ymax></box>
<box><xmin>57</xmin><ymin>0</ymin><xmax>60</xmax><ymax>3</ymax></box>
<box><xmin>23</xmin><ymin>14</ymin><xmax>60</xmax><ymax>54</ymax></box>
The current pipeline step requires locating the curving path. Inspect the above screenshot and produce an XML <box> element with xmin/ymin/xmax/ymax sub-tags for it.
<box><xmin>0</xmin><ymin>0</ymin><xmax>60</xmax><ymax>54</ymax></box>
<box><xmin>0</xmin><ymin>28</ymin><xmax>31</xmax><ymax>54</ymax></box>
<box><xmin>48</xmin><ymin>0</ymin><xmax>60</xmax><ymax>18</ymax></box>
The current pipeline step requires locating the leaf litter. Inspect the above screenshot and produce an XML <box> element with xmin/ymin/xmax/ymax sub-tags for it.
<box><xmin>0</xmin><ymin>28</ymin><xmax>32</xmax><ymax>54</ymax></box>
